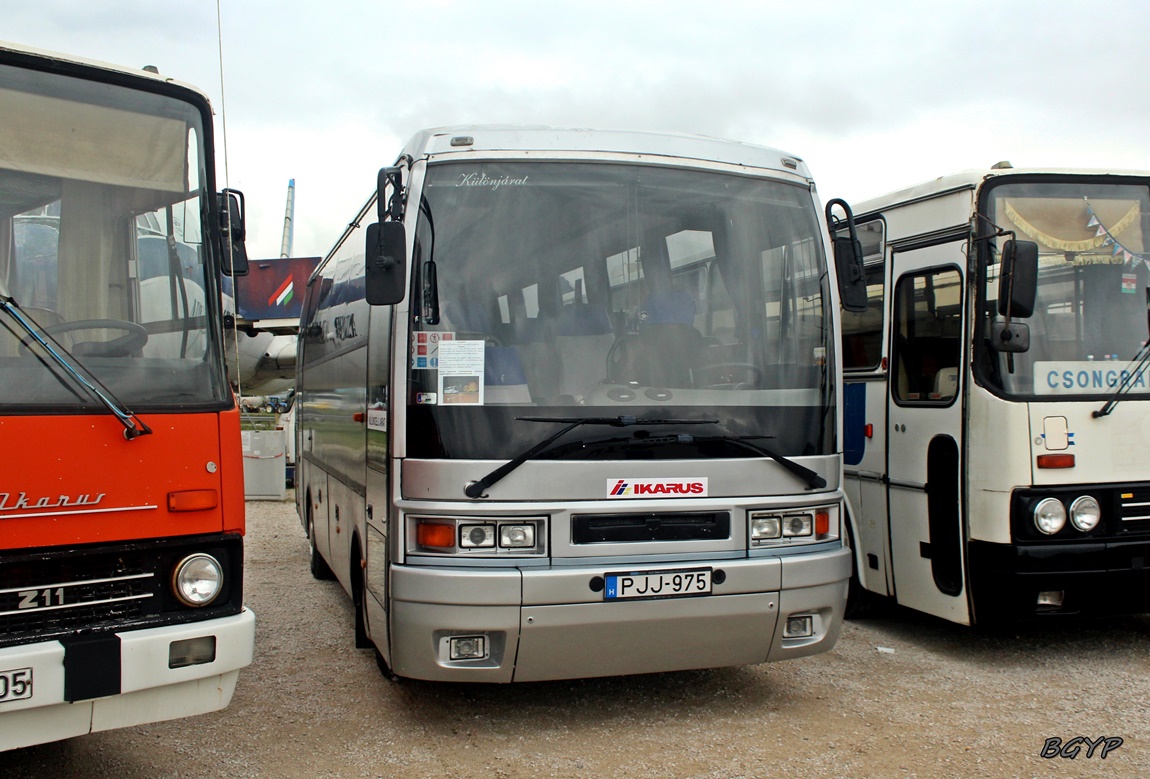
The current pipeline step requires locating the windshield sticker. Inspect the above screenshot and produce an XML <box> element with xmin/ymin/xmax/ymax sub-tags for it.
<box><xmin>456</xmin><ymin>172</ymin><xmax>530</xmax><ymax>191</ymax></box>
<box><xmin>411</xmin><ymin>331</ymin><xmax>454</xmax><ymax>370</ymax></box>
<box><xmin>607</xmin><ymin>478</ymin><xmax>708</xmax><ymax>498</ymax></box>
<box><xmin>1034</xmin><ymin>361</ymin><xmax>1149</xmax><ymax>395</ymax></box>
<box><xmin>438</xmin><ymin>340</ymin><xmax>485</xmax><ymax>405</ymax></box>
<box><xmin>415</xmin><ymin>392</ymin><xmax>437</xmax><ymax>405</ymax></box>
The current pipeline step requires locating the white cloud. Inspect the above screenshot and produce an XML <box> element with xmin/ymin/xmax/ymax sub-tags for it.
<box><xmin>6</xmin><ymin>0</ymin><xmax>1150</xmax><ymax>258</ymax></box>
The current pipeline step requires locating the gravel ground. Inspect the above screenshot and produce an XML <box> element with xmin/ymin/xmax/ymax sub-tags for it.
<box><xmin>7</xmin><ymin>493</ymin><xmax>1150</xmax><ymax>778</ymax></box>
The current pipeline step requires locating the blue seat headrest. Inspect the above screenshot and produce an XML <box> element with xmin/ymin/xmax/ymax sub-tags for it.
<box><xmin>641</xmin><ymin>289</ymin><xmax>696</xmax><ymax>325</ymax></box>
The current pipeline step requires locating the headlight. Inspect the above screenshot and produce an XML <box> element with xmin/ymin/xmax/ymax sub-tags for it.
<box><xmin>499</xmin><ymin>524</ymin><xmax>535</xmax><ymax>548</ymax></box>
<box><xmin>172</xmin><ymin>553</ymin><xmax>224</xmax><ymax>607</ymax></box>
<box><xmin>782</xmin><ymin>514</ymin><xmax>813</xmax><ymax>537</ymax></box>
<box><xmin>1033</xmin><ymin>498</ymin><xmax>1067</xmax><ymax>535</ymax></box>
<box><xmin>1069</xmin><ymin>495</ymin><xmax>1101</xmax><ymax>532</ymax></box>
<box><xmin>750</xmin><ymin>514</ymin><xmax>781</xmax><ymax>540</ymax></box>
<box><xmin>459</xmin><ymin>524</ymin><xmax>496</xmax><ymax>548</ymax></box>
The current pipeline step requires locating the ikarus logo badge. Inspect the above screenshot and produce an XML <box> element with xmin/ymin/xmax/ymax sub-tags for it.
<box><xmin>607</xmin><ymin>478</ymin><xmax>708</xmax><ymax>498</ymax></box>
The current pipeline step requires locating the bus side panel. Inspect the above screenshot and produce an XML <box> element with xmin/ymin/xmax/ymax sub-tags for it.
<box><xmin>965</xmin><ymin>385</ymin><xmax>1032</xmax><ymax>545</ymax></box>
<box><xmin>218</xmin><ymin>406</ymin><xmax>246</xmax><ymax>534</ymax></box>
<box><xmin>843</xmin><ymin>377</ymin><xmax>893</xmax><ymax>596</ymax></box>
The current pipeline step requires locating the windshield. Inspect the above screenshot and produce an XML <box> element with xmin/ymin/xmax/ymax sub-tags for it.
<box><xmin>0</xmin><ymin>61</ymin><xmax>229</xmax><ymax>411</ymax></box>
<box><xmin>406</xmin><ymin>161</ymin><xmax>834</xmax><ymax>460</ymax></box>
<box><xmin>977</xmin><ymin>178</ymin><xmax>1150</xmax><ymax>400</ymax></box>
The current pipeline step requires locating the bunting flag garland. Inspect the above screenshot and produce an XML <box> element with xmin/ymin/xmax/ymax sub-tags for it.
<box><xmin>1083</xmin><ymin>197</ymin><xmax>1148</xmax><ymax>269</ymax></box>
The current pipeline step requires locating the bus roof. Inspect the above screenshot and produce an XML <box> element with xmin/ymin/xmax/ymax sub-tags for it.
<box><xmin>0</xmin><ymin>38</ymin><xmax>213</xmax><ymax>108</ymax></box>
<box><xmin>397</xmin><ymin>126</ymin><xmax>812</xmax><ymax>179</ymax></box>
<box><xmin>853</xmin><ymin>165</ymin><xmax>1150</xmax><ymax>217</ymax></box>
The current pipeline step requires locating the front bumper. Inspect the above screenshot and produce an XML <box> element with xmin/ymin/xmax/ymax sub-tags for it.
<box><xmin>969</xmin><ymin>539</ymin><xmax>1150</xmax><ymax>621</ymax></box>
<box><xmin>0</xmin><ymin>607</ymin><xmax>255</xmax><ymax>751</ymax></box>
<box><xmin>388</xmin><ymin>547</ymin><xmax>849</xmax><ymax>682</ymax></box>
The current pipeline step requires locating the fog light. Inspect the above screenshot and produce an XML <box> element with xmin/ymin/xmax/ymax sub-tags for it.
<box><xmin>499</xmin><ymin>524</ymin><xmax>535</xmax><ymax>548</ymax></box>
<box><xmin>449</xmin><ymin>635</ymin><xmax>487</xmax><ymax>660</ymax></box>
<box><xmin>784</xmin><ymin>615</ymin><xmax>814</xmax><ymax>638</ymax></box>
<box><xmin>750</xmin><ymin>514</ymin><xmax>781</xmax><ymax>540</ymax></box>
<box><xmin>782</xmin><ymin>514</ymin><xmax>813</xmax><ymax>537</ymax></box>
<box><xmin>460</xmin><ymin>524</ymin><xmax>496</xmax><ymax>548</ymax></box>
<box><xmin>172</xmin><ymin>553</ymin><xmax>223</xmax><ymax>607</ymax></box>
<box><xmin>1037</xmin><ymin>590</ymin><xmax>1065</xmax><ymax>608</ymax></box>
<box><xmin>169</xmin><ymin>635</ymin><xmax>216</xmax><ymax>668</ymax></box>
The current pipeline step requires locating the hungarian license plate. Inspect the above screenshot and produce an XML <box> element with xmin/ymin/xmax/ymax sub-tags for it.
<box><xmin>604</xmin><ymin>568</ymin><xmax>712</xmax><ymax>600</ymax></box>
<box><xmin>0</xmin><ymin>667</ymin><xmax>33</xmax><ymax>703</ymax></box>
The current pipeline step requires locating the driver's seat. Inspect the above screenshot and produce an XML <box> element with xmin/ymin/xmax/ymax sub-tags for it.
<box><xmin>623</xmin><ymin>288</ymin><xmax>707</xmax><ymax>388</ymax></box>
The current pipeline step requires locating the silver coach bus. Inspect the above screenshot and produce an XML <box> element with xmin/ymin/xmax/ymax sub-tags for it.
<box><xmin>295</xmin><ymin>127</ymin><xmax>862</xmax><ymax>682</ymax></box>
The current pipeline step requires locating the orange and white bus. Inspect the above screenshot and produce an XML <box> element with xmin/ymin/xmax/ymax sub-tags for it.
<box><xmin>0</xmin><ymin>42</ymin><xmax>254</xmax><ymax>749</ymax></box>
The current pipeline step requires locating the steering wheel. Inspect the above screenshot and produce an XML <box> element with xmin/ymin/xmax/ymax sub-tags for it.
<box><xmin>20</xmin><ymin>319</ymin><xmax>149</xmax><ymax>358</ymax></box>
<box><xmin>693</xmin><ymin>362</ymin><xmax>765</xmax><ymax>389</ymax></box>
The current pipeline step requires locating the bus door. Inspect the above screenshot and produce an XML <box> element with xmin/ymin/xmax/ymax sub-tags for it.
<box><xmin>886</xmin><ymin>247</ymin><xmax>969</xmax><ymax>623</ymax></box>
<box><xmin>363</xmin><ymin>301</ymin><xmax>392</xmax><ymax>654</ymax></box>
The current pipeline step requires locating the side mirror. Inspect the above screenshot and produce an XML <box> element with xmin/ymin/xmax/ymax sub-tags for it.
<box><xmin>218</xmin><ymin>189</ymin><xmax>249</xmax><ymax>276</ymax></box>
<box><xmin>825</xmin><ymin>198</ymin><xmax>868</xmax><ymax>313</ymax></box>
<box><xmin>998</xmin><ymin>239</ymin><xmax>1037</xmax><ymax>318</ymax></box>
<box><xmin>365</xmin><ymin>221</ymin><xmax>407</xmax><ymax>305</ymax></box>
<box><xmin>991</xmin><ymin>319</ymin><xmax>1031</xmax><ymax>353</ymax></box>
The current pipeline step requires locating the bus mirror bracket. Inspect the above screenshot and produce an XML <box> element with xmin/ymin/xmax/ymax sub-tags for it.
<box><xmin>825</xmin><ymin>198</ymin><xmax>868</xmax><ymax>313</ymax></box>
<box><xmin>365</xmin><ymin>166</ymin><xmax>408</xmax><ymax>306</ymax></box>
<box><xmin>365</xmin><ymin>221</ymin><xmax>407</xmax><ymax>306</ymax></box>
<box><xmin>218</xmin><ymin>189</ymin><xmax>249</xmax><ymax>276</ymax></box>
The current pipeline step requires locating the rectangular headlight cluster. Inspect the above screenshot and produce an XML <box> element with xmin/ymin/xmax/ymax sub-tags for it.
<box><xmin>410</xmin><ymin>516</ymin><xmax>546</xmax><ymax>556</ymax></box>
<box><xmin>749</xmin><ymin>506</ymin><xmax>836</xmax><ymax>547</ymax></box>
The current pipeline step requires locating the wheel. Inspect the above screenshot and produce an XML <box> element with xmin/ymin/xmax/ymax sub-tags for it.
<box><xmin>352</xmin><ymin>543</ymin><xmax>371</xmax><ymax>649</ymax></box>
<box><xmin>693</xmin><ymin>362</ymin><xmax>764</xmax><ymax>389</ymax></box>
<box><xmin>20</xmin><ymin>318</ymin><xmax>148</xmax><ymax>358</ymax></box>
<box><xmin>306</xmin><ymin>504</ymin><xmax>334</xmax><ymax>580</ymax></box>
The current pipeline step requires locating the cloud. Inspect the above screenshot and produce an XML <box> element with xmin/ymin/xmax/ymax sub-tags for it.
<box><xmin>7</xmin><ymin>0</ymin><xmax>1150</xmax><ymax>257</ymax></box>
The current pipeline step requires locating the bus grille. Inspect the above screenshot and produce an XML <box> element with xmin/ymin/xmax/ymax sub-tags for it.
<box><xmin>0</xmin><ymin>533</ymin><xmax>243</xmax><ymax>649</ymax></box>
<box><xmin>0</xmin><ymin>553</ymin><xmax>159</xmax><ymax>643</ymax></box>
<box><xmin>1117</xmin><ymin>488</ymin><xmax>1150</xmax><ymax>534</ymax></box>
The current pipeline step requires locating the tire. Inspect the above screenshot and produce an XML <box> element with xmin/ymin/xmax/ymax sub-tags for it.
<box><xmin>352</xmin><ymin>543</ymin><xmax>371</xmax><ymax>649</ymax></box>
<box><xmin>307</xmin><ymin>504</ymin><xmax>334</xmax><ymax>581</ymax></box>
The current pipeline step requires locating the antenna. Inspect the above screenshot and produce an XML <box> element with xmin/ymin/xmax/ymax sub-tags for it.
<box><xmin>280</xmin><ymin>178</ymin><xmax>295</xmax><ymax>258</ymax></box>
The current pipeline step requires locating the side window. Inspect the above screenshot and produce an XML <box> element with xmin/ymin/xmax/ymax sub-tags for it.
<box><xmin>892</xmin><ymin>266</ymin><xmax>963</xmax><ymax>403</ymax></box>
<box><xmin>840</xmin><ymin>218</ymin><xmax>886</xmax><ymax>370</ymax></box>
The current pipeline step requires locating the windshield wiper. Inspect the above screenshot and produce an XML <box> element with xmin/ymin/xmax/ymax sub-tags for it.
<box><xmin>701</xmin><ymin>433</ymin><xmax>826</xmax><ymax>489</ymax></box>
<box><xmin>1</xmin><ymin>297</ymin><xmax>152</xmax><ymax>439</ymax></box>
<box><xmin>1094</xmin><ymin>287</ymin><xmax>1150</xmax><ymax>419</ymax></box>
<box><xmin>464</xmin><ymin>415</ymin><xmax>716</xmax><ymax>499</ymax></box>
<box><xmin>1093</xmin><ymin>341</ymin><xmax>1150</xmax><ymax>418</ymax></box>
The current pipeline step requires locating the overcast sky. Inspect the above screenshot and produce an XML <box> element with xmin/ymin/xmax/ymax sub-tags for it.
<box><xmin>6</xmin><ymin>1</ymin><xmax>1150</xmax><ymax>259</ymax></box>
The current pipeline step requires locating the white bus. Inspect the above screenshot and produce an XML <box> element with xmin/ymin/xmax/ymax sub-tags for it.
<box><xmin>296</xmin><ymin>127</ymin><xmax>864</xmax><ymax>681</ymax></box>
<box><xmin>840</xmin><ymin>164</ymin><xmax>1150</xmax><ymax>625</ymax></box>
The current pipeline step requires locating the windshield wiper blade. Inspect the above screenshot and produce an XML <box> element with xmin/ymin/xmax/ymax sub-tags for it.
<box><xmin>1</xmin><ymin>297</ymin><xmax>152</xmax><ymax>439</ymax></box>
<box><xmin>701</xmin><ymin>434</ymin><xmax>826</xmax><ymax>490</ymax></box>
<box><xmin>464</xmin><ymin>415</ymin><xmax>716</xmax><ymax>499</ymax></box>
<box><xmin>1093</xmin><ymin>341</ymin><xmax>1150</xmax><ymax>419</ymax></box>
